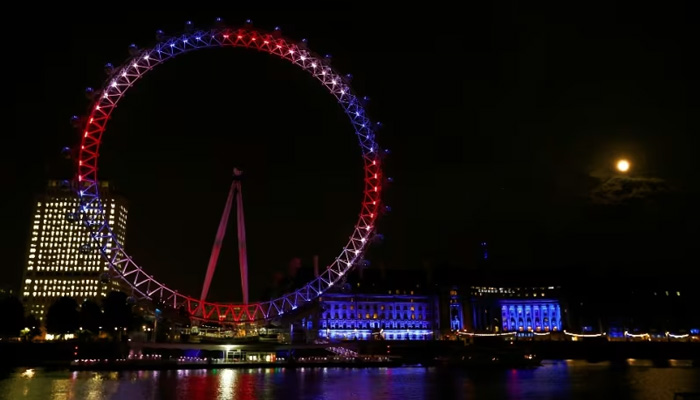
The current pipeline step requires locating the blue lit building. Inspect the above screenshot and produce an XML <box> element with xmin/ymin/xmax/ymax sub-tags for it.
<box><xmin>308</xmin><ymin>262</ymin><xmax>699</xmax><ymax>341</ymax></box>
<box><xmin>467</xmin><ymin>285</ymin><xmax>565</xmax><ymax>333</ymax></box>
<box><xmin>308</xmin><ymin>264</ymin><xmax>570</xmax><ymax>340</ymax></box>
<box><xmin>315</xmin><ymin>292</ymin><xmax>438</xmax><ymax>340</ymax></box>
<box><xmin>499</xmin><ymin>300</ymin><xmax>562</xmax><ymax>332</ymax></box>
<box><xmin>312</xmin><ymin>266</ymin><xmax>440</xmax><ymax>341</ymax></box>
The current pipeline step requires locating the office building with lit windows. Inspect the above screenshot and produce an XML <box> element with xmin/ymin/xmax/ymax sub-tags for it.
<box><xmin>21</xmin><ymin>180</ymin><xmax>128</xmax><ymax>321</ymax></box>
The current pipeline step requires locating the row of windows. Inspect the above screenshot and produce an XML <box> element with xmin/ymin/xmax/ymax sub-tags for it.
<box><xmin>472</xmin><ymin>286</ymin><xmax>557</xmax><ymax>295</ymax></box>
<box><xmin>321</xmin><ymin>332</ymin><xmax>432</xmax><ymax>341</ymax></box>
<box><xmin>322</xmin><ymin>322</ymin><xmax>431</xmax><ymax>330</ymax></box>
<box><xmin>37</xmin><ymin>200</ymin><xmax>119</xmax><ymax>208</ymax></box>
<box><xmin>25</xmin><ymin>291</ymin><xmax>103</xmax><ymax>297</ymax></box>
<box><xmin>327</xmin><ymin>303</ymin><xmax>426</xmax><ymax>311</ymax></box>
<box><xmin>29</xmin><ymin>254</ymin><xmax>105</xmax><ymax>261</ymax></box>
<box><xmin>30</xmin><ymin>259</ymin><xmax>105</xmax><ymax>265</ymax></box>
<box><xmin>323</xmin><ymin>313</ymin><xmax>427</xmax><ymax>320</ymax></box>
<box><xmin>30</xmin><ymin>266</ymin><xmax>107</xmax><ymax>272</ymax></box>
<box><xmin>33</xmin><ymin>218</ymin><xmax>117</xmax><ymax>230</ymax></box>
<box><xmin>32</xmin><ymin>227</ymin><xmax>97</xmax><ymax>234</ymax></box>
<box><xmin>35</xmin><ymin>207</ymin><xmax>118</xmax><ymax>217</ymax></box>
<box><xmin>474</xmin><ymin>293</ymin><xmax>553</xmax><ymax>298</ymax></box>
<box><xmin>25</xmin><ymin>285</ymin><xmax>101</xmax><ymax>292</ymax></box>
<box><xmin>26</xmin><ymin>279</ymin><xmax>100</xmax><ymax>284</ymax></box>
<box><xmin>34</xmin><ymin>243</ymin><xmax>109</xmax><ymax>249</ymax></box>
<box><xmin>32</xmin><ymin>225</ymin><xmax>86</xmax><ymax>231</ymax></box>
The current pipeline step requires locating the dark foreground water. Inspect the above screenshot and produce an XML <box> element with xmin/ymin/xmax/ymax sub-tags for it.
<box><xmin>1</xmin><ymin>360</ymin><xmax>699</xmax><ymax>400</ymax></box>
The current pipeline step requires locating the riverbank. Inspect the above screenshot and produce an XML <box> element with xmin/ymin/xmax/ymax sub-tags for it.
<box><xmin>2</xmin><ymin>339</ymin><xmax>699</xmax><ymax>370</ymax></box>
<box><xmin>68</xmin><ymin>359</ymin><xmax>405</xmax><ymax>371</ymax></box>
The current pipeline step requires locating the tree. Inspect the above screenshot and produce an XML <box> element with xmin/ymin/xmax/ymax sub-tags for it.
<box><xmin>79</xmin><ymin>299</ymin><xmax>103</xmax><ymax>334</ymax></box>
<box><xmin>102</xmin><ymin>291</ymin><xmax>135</xmax><ymax>334</ymax></box>
<box><xmin>0</xmin><ymin>295</ymin><xmax>25</xmax><ymax>338</ymax></box>
<box><xmin>23</xmin><ymin>314</ymin><xmax>42</xmax><ymax>341</ymax></box>
<box><xmin>45</xmin><ymin>297</ymin><xmax>80</xmax><ymax>337</ymax></box>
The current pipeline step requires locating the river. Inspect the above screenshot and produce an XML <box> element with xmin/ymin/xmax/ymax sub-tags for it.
<box><xmin>1</xmin><ymin>360</ymin><xmax>699</xmax><ymax>399</ymax></box>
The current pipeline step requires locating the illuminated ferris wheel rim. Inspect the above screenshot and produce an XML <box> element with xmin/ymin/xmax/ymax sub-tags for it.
<box><xmin>75</xmin><ymin>20</ymin><xmax>384</xmax><ymax>323</ymax></box>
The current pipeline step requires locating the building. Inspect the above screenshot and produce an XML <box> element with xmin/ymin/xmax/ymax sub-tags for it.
<box><xmin>311</xmin><ymin>266</ymin><xmax>440</xmax><ymax>341</ymax></box>
<box><xmin>564</xmin><ymin>274</ymin><xmax>700</xmax><ymax>339</ymax></box>
<box><xmin>315</xmin><ymin>292</ymin><xmax>439</xmax><ymax>341</ymax></box>
<box><xmin>466</xmin><ymin>285</ymin><xmax>565</xmax><ymax>334</ymax></box>
<box><xmin>21</xmin><ymin>180</ymin><xmax>128</xmax><ymax>322</ymax></box>
<box><xmin>303</xmin><ymin>262</ymin><xmax>697</xmax><ymax>342</ymax></box>
<box><xmin>307</xmin><ymin>265</ymin><xmax>567</xmax><ymax>341</ymax></box>
<box><xmin>430</xmin><ymin>265</ymin><xmax>569</xmax><ymax>337</ymax></box>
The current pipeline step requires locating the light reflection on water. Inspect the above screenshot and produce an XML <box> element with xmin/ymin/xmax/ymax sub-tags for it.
<box><xmin>0</xmin><ymin>360</ymin><xmax>698</xmax><ymax>400</ymax></box>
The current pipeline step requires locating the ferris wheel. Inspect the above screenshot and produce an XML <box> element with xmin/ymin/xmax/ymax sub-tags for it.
<box><xmin>74</xmin><ymin>18</ymin><xmax>385</xmax><ymax>324</ymax></box>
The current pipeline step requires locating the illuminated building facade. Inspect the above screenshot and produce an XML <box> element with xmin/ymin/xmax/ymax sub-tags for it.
<box><xmin>21</xmin><ymin>180</ymin><xmax>128</xmax><ymax>321</ymax></box>
<box><xmin>438</xmin><ymin>286</ymin><xmax>466</xmax><ymax>332</ymax></box>
<box><xmin>468</xmin><ymin>285</ymin><xmax>564</xmax><ymax>333</ymax></box>
<box><xmin>310</xmin><ymin>267</ymin><xmax>567</xmax><ymax>340</ymax></box>
<box><xmin>311</xmin><ymin>267</ymin><xmax>440</xmax><ymax>341</ymax></box>
<box><xmin>315</xmin><ymin>292</ymin><xmax>439</xmax><ymax>341</ymax></box>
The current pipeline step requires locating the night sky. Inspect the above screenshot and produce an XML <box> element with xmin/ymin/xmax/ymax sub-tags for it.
<box><xmin>2</xmin><ymin>4</ymin><xmax>698</xmax><ymax>302</ymax></box>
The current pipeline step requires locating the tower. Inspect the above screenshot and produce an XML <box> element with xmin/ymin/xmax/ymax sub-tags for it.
<box><xmin>480</xmin><ymin>241</ymin><xmax>488</xmax><ymax>261</ymax></box>
<box><xmin>20</xmin><ymin>180</ymin><xmax>129</xmax><ymax>322</ymax></box>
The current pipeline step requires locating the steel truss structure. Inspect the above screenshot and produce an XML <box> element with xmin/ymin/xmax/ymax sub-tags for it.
<box><xmin>199</xmin><ymin>169</ymin><xmax>249</xmax><ymax>307</ymax></box>
<box><xmin>75</xmin><ymin>20</ymin><xmax>383</xmax><ymax>324</ymax></box>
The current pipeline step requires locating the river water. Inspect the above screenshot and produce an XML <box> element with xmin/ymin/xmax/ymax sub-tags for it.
<box><xmin>1</xmin><ymin>360</ymin><xmax>699</xmax><ymax>400</ymax></box>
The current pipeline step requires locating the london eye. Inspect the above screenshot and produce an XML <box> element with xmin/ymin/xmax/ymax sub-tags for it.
<box><xmin>74</xmin><ymin>18</ymin><xmax>385</xmax><ymax>324</ymax></box>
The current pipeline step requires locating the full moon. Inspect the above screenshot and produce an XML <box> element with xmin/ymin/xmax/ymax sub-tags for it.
<box><xmin>616</xmin><ymin>159</ymin><xmax>630</xmax><ymax>172</ymax></box>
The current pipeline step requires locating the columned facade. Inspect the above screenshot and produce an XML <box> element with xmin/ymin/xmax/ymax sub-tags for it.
<box><xmin>316</xmin><ymin>293</ymin><xmax>438</xmax><ymax>341</ymax></box>
<box><xmin>499</xmin><ymin>300</ymin><xmax>561</xmax><ymax>332</ymax></box>
<box><xmin>468</xmin><ymin>285</ymin><xmax>564</xmax><ymax>333</ymax></box>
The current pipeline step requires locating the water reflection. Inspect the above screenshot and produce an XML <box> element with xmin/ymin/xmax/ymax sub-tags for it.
<box><xmin>20</xmin><ymin>369</ymin><xmax>35</xmax><ymax>379</ymax></box>
<box><xmin>0</xmin><ymin>361</ymin><xmax>698</xmax><ymax>400</ymax></box>
<box><xmin>218</xmin><ymin>369</ymin><xmax>235</xmax><ymax>400</ymax></box>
